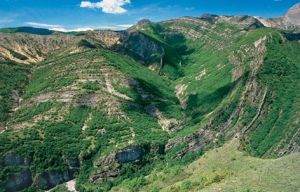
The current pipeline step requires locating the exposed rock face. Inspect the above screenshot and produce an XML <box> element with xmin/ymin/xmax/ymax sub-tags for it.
<box><xmin>217</xmin><ymin>15</ymin><xmax>264</xmax><ymax>29</ymax></box>
<box><xmin>128</xmin><ymin>19</ymin><xmax>151</xmax><ymax>31</ymax></box>
<box><xmin>5</xmin><ymin>169</ymin><xmax>33</xmax><ymax>192</ymax></box>
<box><xmin>284</xmin><ymin>3</ymin><xmax>300</xmax><ymax>26</ymax></box>
<box><xmin>166</xmin><ymin>128</ymin><xmax>213</xmax><ymax>158</ymax></box>
<box><xmin>137</xmin><ymin>19</ymin><xmax>151</xmax><ymax>26</ymax></box>
<box><xmin>91</xmin><ymin>153</ymin><xmax>120</xmax><ymax>183</ymax></box>
<box><xmin>86</xmin><ymin>30</ymin><xmax>126</xmax><ymax>47</ymax></box>
<box><xmin>254</xmin><ymin>3</ymin><xmax>300</xmax><ymax>31</ymax></box>
<box><xmin>122</xmin><ymin>32</ymin><xmax>164</xmax><ymax>65</ymax></box>
<box><xmin>36</xmin><ymin>169</ymin><xmax>74</xmax><ymax>190</ymax></box>
<box><xmin>198</xmin><ymin>4</ymin><xmax>300</xmax><ymax>31</ymax></box>
<box><xmin>75</xmin><ymin>93</ymin><xmax>99</xmax><ymax>107</ymax></box>
<box><xmin>145</xmin><ymin>104</ymin><xmax>180</xmax><ymax>132</ymax></box>
<box><xmin>3</xmin><ymin>154</ymin><xmax>31</xmax><ymax>166</ymax></box>
<box><xmin>0</xmin><ymin>30</ymin><xmax>125</xmax><ymax>64</ymax></box>
<box><xmin>90</xmin><ymin>169</ymin><xmax>120</xmax><ymax>183</ymax></box>
<box><xmin>67</xmin><ymin>158</ymin><xmax>81</xmax><ymax>168</ymax></box>
<box><xmin>66</xmin><ymin>180</ymin><xmax>77</xmax><ymax>192</ymax></box>
<box><xmin>91</xmin><ymin>145</ymin><xmax>151</xmax><ymax>183</ymax></box>
<box><xmin>175</xmin><ymin>83</ymin><xmax>188</xmax><ymax>109</ymax></box>
<box><xmin>116</xmin><ymin>146</ymin><xmax>144</xmax><ymax>163</ymax></box>
<box><xmin>0</xmin><ymin>33</ymin><xmax>82</xmax><ymax>64</ymax></box>
<box><xmin>86</xmin><ymin>30</ymin><xmax>164</xmax><ymax>64</ymax></box>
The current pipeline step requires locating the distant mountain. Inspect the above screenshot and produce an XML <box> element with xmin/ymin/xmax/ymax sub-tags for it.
<box><xmin>0</xmin><ymin>26</ymin><xmax>54</xmax><ymax>35</ymax></box>
<box><xmin>253</xmin><ymin>3</ymin><xmax>300</xmax><ymax>32</ymax></box>
<box><xmin>285</xmin><ymin>3</ymin><xmax>300</xmax><ymax>26</ymax></box>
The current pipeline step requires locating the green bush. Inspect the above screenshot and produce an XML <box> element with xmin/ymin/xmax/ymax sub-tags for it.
<box><xmin>181</xmin><ymin>180</ymin><xmax>192</xmax><ymax>190</ymax></box>
<box><xmin>82</xmin><ymin>81</ymin><xmax>100</xmax><ymax>91</ymax></box>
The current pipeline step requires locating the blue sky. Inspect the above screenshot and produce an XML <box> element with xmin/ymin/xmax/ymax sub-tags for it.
<box><xmin>0</xmin><ymin>0</ymin><xmax>299</xmax><ymax>31</ymax></box>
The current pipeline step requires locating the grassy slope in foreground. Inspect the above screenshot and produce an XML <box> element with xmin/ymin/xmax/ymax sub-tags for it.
<box><xmin>138</xmin><ymin>139</ymin><xmax>300</xmax><ymax>192</ymax></box>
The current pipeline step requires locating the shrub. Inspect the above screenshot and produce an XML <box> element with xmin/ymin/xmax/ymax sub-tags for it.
<box><xmin>181</xmin><ymin>180</ymin><xmax>192</xmax><ymax>190</ymax></box>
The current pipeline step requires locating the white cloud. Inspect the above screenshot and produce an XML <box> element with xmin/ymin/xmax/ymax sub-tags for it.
<box><xmin>25</xmin><ymin>22</ymin><xmax>93</xmax><ymax>32</ymax></box>
<box><xmin>80</xmin><ymin>0</ymin><xmax>131</xmax><ymax>14</ymax></box>
<box><xmin>97</xmin><ymin>24</ymin><xmax>133</xmax><ymax>30</ymax></box>
<box><xmin>116</xmin><ymin>24</ymin><xmax>133</xmax><ymax>28</ymax></box>
<box><xmin>25</xmin><ymin>22</ymin><xmax>133</xmax><ymax>32</ymax></box>
<box><xmin>25</xmin><ymin>22</ymin><xmax>62</xmax><ymax>29</ymax></box>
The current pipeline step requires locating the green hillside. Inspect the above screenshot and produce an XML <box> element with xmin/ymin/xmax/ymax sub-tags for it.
<box><xmin>137</xmin><ymin>139</ymin><xmax>300</xmax><ymax>192</ymax></box>
<box><xmin>0</xmin><ymin>15</ymin><xmax>299</xmax><ymax>192</ymax></box>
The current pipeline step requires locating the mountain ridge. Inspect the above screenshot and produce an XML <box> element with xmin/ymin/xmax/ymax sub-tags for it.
<box><xmin>1</xmin><ymin>3</ymin><xmax>300</xmax><ymax>35</ymax></box>
<box><xmin>0</xmin><ymin>3</ymin><xmax>299</xmax><ymax>192</ymax></box>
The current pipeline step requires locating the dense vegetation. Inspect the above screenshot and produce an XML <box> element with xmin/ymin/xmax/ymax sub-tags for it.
<box><xmin>0</xmin><ymin>61</ymin><xmax>29</xmax><ymax>124</ymax></box>
<box><xmin>0</xmin><ymin>16</ymin><xmax>299</xmax><ymax>191</ymax></box>
<box><xmin>247</xmin><ymin>32</ymin><xmax>300</xmax><ymax>157</ymax></box>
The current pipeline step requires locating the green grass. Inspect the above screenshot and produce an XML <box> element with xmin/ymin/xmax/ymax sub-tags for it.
<box><xmin>81</xmin><ymin>81</ymin><xmax>101</xmax><ymax>91</ymax></box>
<box><xmin>78</xmin><ymin>39</ymin><xmax>97</xmax><ymax>49</ymax></box>
<box><xmin>137</xmin><ymin>139</ymin><xmax>300</xmax><ymax>192</ymax></box>
<box><xmin>102</xmin><ymin>50</ymin><xmax>183</xmax><ymax>120</ymax></box>
<box><xmin>12</xmin><ymin>101</ymin><xmax>53</xmax><ymax>123</ymax></box>
<box><xmin>247</xmin><ymin>32</ymin><xmax>300</xmax><ymax>157</ymax></box>
<box><xmin>136</xmin><ymin>23</ymin><xmax>185</xmax><ymax>79</ymax></box>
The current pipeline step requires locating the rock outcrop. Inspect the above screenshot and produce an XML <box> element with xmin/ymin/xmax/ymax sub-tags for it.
<box><xmin>121</xmin><ymin>32</ymin><xmax>164</xmax><ymax>66</ymax></box>
<box><xmin>36</xmin><ymin>169</ymin><xmax>74</xmax><ymax>190</ymax></box>
<box><xmin>2</xmin><ymin>154</ymin><xmax>31</xmax><ymax>166</ymax></box>
<box><xmin>90</xmin><ymin>145</ymin><xmax>164</xmax><ymax>183</ymax></box>
<box><xmin>5</xmin><ymin>169</ymin><xmax>33</xmax><ymax>192</ymax></box>
<box><xmin>116</xmin><ymin>146</ymin><xmax>144</xmax><ymax>163</ymax></box>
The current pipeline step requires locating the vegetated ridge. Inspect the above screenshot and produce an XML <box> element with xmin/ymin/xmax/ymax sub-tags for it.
<box><xmin>0</xmin><ymin>3</ymin><xmax>300</xmax><ymax>192</ymax></box>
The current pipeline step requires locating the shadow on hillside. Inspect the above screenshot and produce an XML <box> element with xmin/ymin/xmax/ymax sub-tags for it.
<box><xmin>115</xmin><ymin>30</ymin><xmax>195</xmax><ymax>79</ymax></box>
<box><xmin>186</xmin><ymin>74</ymin><xmax>246</xmax><ymax>125</ymax></box>
<box><xmin>283</xmin><ymin>32</ymin><xmax>300</xmax><ymax>41</ymax></box>
<box><xmin>122</xmin><ymin>77</ymin><xmax>181</xmax><ymax>120</ymax></box>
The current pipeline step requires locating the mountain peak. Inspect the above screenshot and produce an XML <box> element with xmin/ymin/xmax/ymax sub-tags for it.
<box><xmin>137</xmin><ymin>19</ymin><xmax>151</xmax><ymax>25</ymax></box>
<box><xmin>199</xmin><ymin>13</ymin><xmax>219</xmax><ymax>19</ymax></box>
<box><xmin>284</xmin><ymin>3</ymin><xmax>300</xmax><ymax>25</ymax></box>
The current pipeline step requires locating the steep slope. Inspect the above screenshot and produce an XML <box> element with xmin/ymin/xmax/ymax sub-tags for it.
<box><xmin>0</xmin><ymin>7</ymin><xmax>300</xmax><ymax>192</ymax></box>
<box><xmin>0</xmin><ymin>61</ymin><xmax>29</xmax><ymax>130</ymax></box>
<box><xmin>138</xmin><ymin>139</ymin><xmax>300</xmax><ymax>192</ymax></box>
<box><xmin>0</xmin><ymin>47</ymin><xmax>183</xmax><ymax>191</ymax></box>
<box><xmin>0</xmin><ymin>33</ymin><xmax>81</xmax><ymax>64</ymax></box>
<box><xmin>134</xmin><ymin>17</ymin><xmax>300</xmax><ymax>158</ymax></box>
